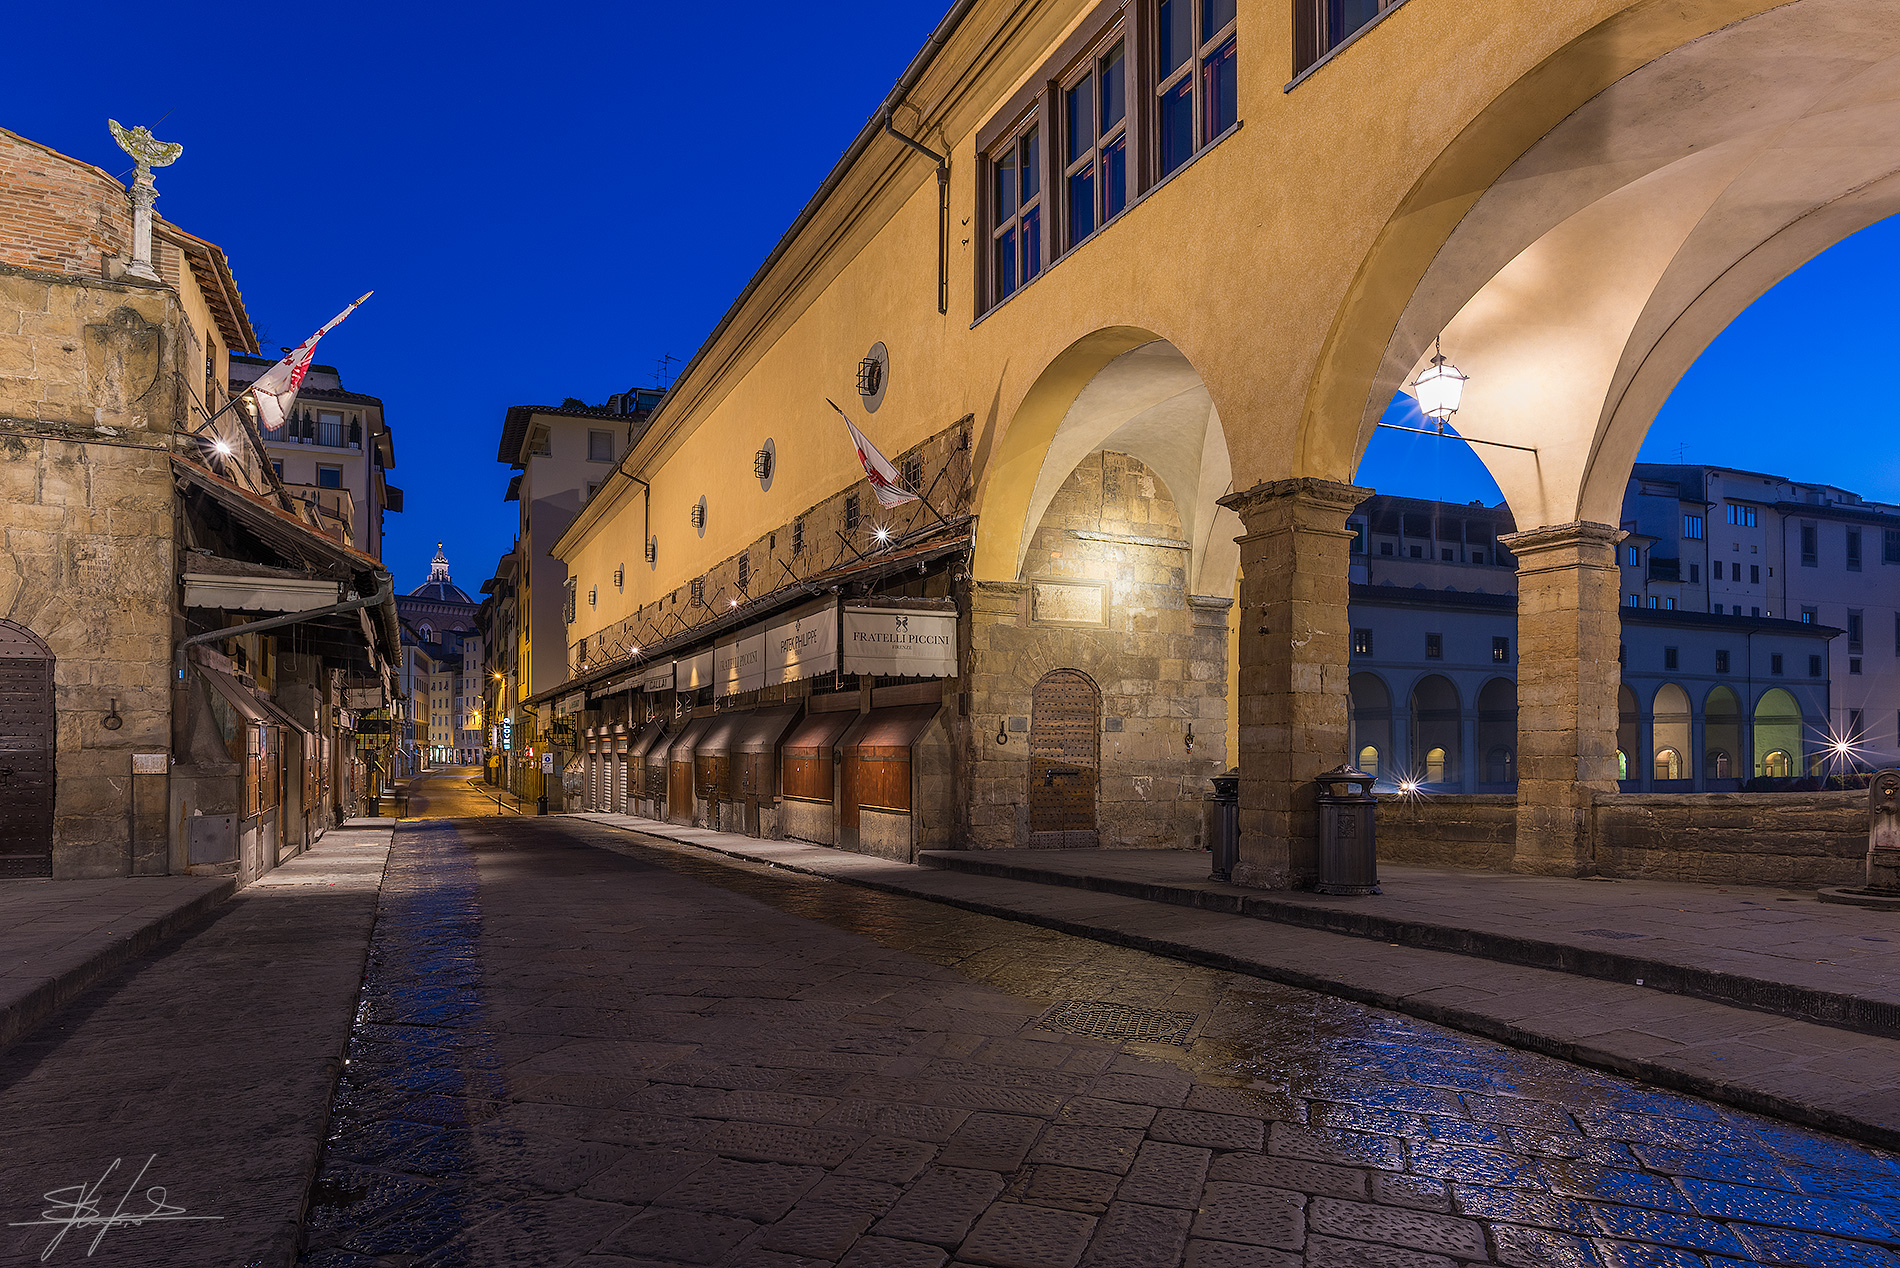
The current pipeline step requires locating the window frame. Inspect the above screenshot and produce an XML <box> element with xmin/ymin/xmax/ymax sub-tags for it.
<box><xmin>1060</xmin><ymin>22</ymin><xmax>1133</xmax><ymax>253</ymax></box>
<box><xmin>588</xmin><ymin>429</ymin><xmax>615</xmax><ymax>463</ymax></box>
<box><xmin>1155</xmin><ymin>0</ymin><xmax>1237</xmax><ymax>183</ymax></box>
<box><xmin>984</xmin><ymin>107</ymin><xmax>1046</xmax><ymax>310</ymax></box>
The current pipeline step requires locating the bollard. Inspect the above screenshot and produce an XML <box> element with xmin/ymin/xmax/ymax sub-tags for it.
<box><xmin>1865</xmin><ymin>770</ymin><xmax>1900</xmax><ymax>893</ymax></box>
<box><xmin>1315</xmin><ymin>765</ymin><xmax>1380</xmax><ymax>896</ymax></box>
<box><xmin>1210</xmin><ymin>769</ymin><xmax>1239</xmax><ymax>882</ymax></box>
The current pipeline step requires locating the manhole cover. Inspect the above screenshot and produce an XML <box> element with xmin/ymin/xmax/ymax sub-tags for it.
<box><xmin>1575</xmin><ymin>928</ymin><xmax>1645</xmax><ymax>940</ymax></box>
<box><xmin>1038</xmin><ymin>1000</ymin><xmax>1198</xmax><ymax>1046</ymax></box>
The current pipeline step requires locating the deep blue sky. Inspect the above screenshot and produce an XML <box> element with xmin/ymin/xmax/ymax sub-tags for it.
<box><xmin>8</xmin><ymin>3</ymin><xmax>1898</xmax><ymax>587</ymax></box>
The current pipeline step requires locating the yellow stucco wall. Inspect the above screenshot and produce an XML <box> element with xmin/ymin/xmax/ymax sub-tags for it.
<box><xmin>557</xmin><ymin>0</ymin><xmax>1786</xmax><ymax>653</ymax></box>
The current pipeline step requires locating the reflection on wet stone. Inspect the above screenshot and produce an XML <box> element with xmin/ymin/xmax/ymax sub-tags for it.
<box><xmin>296</xmin><ymin>819</ymin><xmax>1900</xmax><ymax>1266</ymax></box>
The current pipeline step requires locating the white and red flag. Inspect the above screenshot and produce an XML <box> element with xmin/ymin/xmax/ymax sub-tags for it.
<box><xmin>248</xmin><ymin>292</ymin><xmax>372</xmax><ymax>432</ymax></box>
<box><xmin>828</xmin><ymin>399</ymin><xmax>919</xmax><ymax>509</ymax></box>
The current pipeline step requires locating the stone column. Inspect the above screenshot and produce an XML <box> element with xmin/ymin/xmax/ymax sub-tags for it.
<box><xmin>1497</xmin><ymin>522</ymin><xmax>1623</xmax><ymax>876</ymax></box>
<box><xmin>1692</xmin><ymin>713</ymin><xmax>1708</xmax><ymax>791</ymax></box>
<box><xmin>1219</xmin><ymin>478</ymin><xmax>1370</xmax><ymax>889</ymax></box>
<box><xmin>1460</xmin><ymin>710</ymin><xmax>1478</xmax><ymax>792</ymax></box>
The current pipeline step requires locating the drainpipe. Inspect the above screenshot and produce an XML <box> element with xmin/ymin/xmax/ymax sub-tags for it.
<box><xmin>178</xmin><ymin>581</ymin><xmax>393</xmax><ymax>676</ymax></box>
<box><xmin>882</xmin><ymin>108</ymin><xmax>950</xmax><ymax>316</ymax></box>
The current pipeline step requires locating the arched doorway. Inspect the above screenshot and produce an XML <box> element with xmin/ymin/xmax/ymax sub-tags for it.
<box><xmin>1349</xmin><ymin>673</ymin><xmax>1393</xmax><ymax>782</ymax></box>
<box><xmin>1706</xmin><ymin>685</ymin><xmax>1743</xmax><ymax>786</ymax></box>
<box><xmin>1652</xmin><ymin>684</ymin><xmax>1692</xmax><ymax>785</ymax></box>
<box><xmin>0</xmin><ymin>621</ymin><xmax>54</xmax><ymax>878</ymax></box>
<box><xmin>1617</xmin><ymin>685</ymin><xmax>1640</xmax><ymax>787</ymax></box>
<box><xmin>1476</xmin><ymin>678</ymin><xmax>1516</xmax><ymax>788</ymax></box>
<box><xmin>1754</xmin><ymin>688</ymin><xmax>1804</xmax><ymax>779</ymax></box>
<box><xmin>1409</xmin><ymin>675</ymin><xmax>1460</xmax><ymax>788</ymax></box>
<box><xmin>1029</xmin><ymin>669</ymin><xmax>1100</xmax><ymax>848</ymax></box>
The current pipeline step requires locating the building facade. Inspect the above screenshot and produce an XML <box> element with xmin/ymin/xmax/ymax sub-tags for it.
<box><xmin>228</xmin><ymin>355</ymin><xmax>401</xmax><ymax>558</ymax></box>
<box><xmin>0</xmin><ymin>124</ymin><xmax>399</xmax><ymax>879</ymax></box>
<box><xmin>395</xmin><ymin>546</ymin><xmax>483</xmax><ymax>769</ymax></box>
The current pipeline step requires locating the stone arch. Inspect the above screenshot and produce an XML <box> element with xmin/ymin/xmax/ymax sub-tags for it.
<box><xmin>1476</xmin><ymin>677</ymin><xmax>1517</xmax><ymax>787</ymax></box>
<box><xmin>1652</xmin><ymin>683</ymin><xmax>1692</xmax><ymax>784</ymax></box>
<box><xmin>1348</xmin><ymin>672</ymin><xmax>1393</xmax><ymax>781</ymax></box>
<box><xmin>1409</xmin><ymin>674</ymin><xmax>1461</xmax><ymax>788</ymax></box>
<box><xmin>972</xmin><ymin>329</ymin><xmax>1240</xmax><ymax>598</ymax></box>
<box><xmin>1705</xmin><ymin>684</ymin><xmax>1744</xmax><ymax>783</ymax></box>
<box><xmin>1617</xmin><ymin>684</ymin><xmax>1640</xmax><ymax>783</ymax></box>
<box><xmin>1754</xmin><ymin>687</ymin><xmax>1805</xmax><ymax>779</ymax></box>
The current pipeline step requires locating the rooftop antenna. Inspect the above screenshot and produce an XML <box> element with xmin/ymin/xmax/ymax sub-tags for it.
<box><xmin>653</xmin><ymin>353</ymin><xmax>680</xmax><ymax>391</ymax></box>
<box><xmin>1675</xmin><ymin>442</ymin><xmax>1688</xmax><ymax>463</ymax></box>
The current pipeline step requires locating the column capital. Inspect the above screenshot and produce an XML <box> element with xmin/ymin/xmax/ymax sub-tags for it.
<box><xmin>1219</xmin><ymin>478</ymin><xmax>1372</xmax><ymax>536</ymax></box>
<box><xmin>1497</xmin><ymin>520</ymin><xmax>1622</xmax><ymax>559</ymax></box>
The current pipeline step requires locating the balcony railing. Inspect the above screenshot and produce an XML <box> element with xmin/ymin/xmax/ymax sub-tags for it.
<box><xmin>283</xmin><ymin>482</ymin><xmax>356</xmax><ymax>545</ymax></box>
<box><xmin>260</xmin><ymin>422</ymin><xmax>360</xmax><ymax>449</ymax></box>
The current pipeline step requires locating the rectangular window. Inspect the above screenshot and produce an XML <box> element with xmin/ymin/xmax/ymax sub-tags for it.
<box><xmin>1379</xmin><ymin>542</ymin><xmax>1393</xmax><ymax>556</ymax></box>
<box><xmin>1732</xmin><ymin>605</ymin><xmax>1742</xmax><ymax>616</ymax></box>
<box><xmin>1803</xmin><ymin>606</ymin><xmax>1818</xmax><ymax>624</ymax></box>
<box><xmin>1688</xmin><ymin>563</ymin><xmax>1699</xmax><ymax>583</ymax></box>
<box><xmin>1663</xmin><ymin>646</ymin><xmax>1678</xmax><ymax>670</ymax></box>
<box><xmin>1802</xmin><ymin>524</ymin><xmax>1818</xmax><ymax>566</ymax></box>
<box><xmin>1849</xmin><ymin>610</ymin><xmax>1863</xmax><ymax>651</ymax></box>
<box><xmin>316</xmin><ymin>464</ymin><xmax>342</xmax><ymax>489</ymax></box>
<box><xmin>1849</xmin><ymin>528</ymin><xmax>1863</xmax><ymax>571</ymax></box>
<box><xmin>1300</xmin><ymin>0</ymin><xmax>1399</xmax><ymax>70</ymax></box>
<box><xmin>1348</xmin><ymin>522</ymin><xmax>1364</xmax><ymax>553</ymax></box>
<box><xmin>1886</xmin><ymin>529</ymin><xmax>1900</xmax><ymax>563</ymax></box>
<box><xmin>1771</xmin><ymin>653</ymin><xmax>1783</xmax><ymax>675</ymax></box>
<box><xmin>793</xmin><ymin>518</ymin><xmax>805</xmax><ymax>558</ymax></box>
<box><xmin>987</xmin><ymin>121</ymin><xmax>1042</xmax><ymax>306</ymax></box>
<box><xmin>1352</xmin><ymin>628</ymin><xmax>1372</xmax><ymax>656</ymax></box>
<box><xmin>1492</xmin><ymin>637</ymin><xmax>1509</xmax><ymax>663</ymax></box>
<box><xmin>1712</xmin><ymin>561</ymin><xmax>1723</xmax><ymax>581</ymax></box>
<box><xmin>1409</xmin><ymin>545</ymin><xmax>1422</xmax><ymax>558</ymax></box>
<box><xmin>1715</xmin><ymin>650</ymin><xmax>1730</xmax><ymax>674</ymax></box>
<box><xmin>588</xmin><ymin>430</ymin><xmax>613</xmax><ymax>462</ymax></box>
<box><xmin>1852</xmin><ymin>708</ymin><xmax>1865</xmax><ymax>741</ymax></box>
<box><xmin>1063</xmin><ymin>37</ymin><xmax>1129</xmax><ymax>250</ymax></box>
<box><xmin>1666</xmin><ymin>597</ymin><xmax>1676</xmax><ymax>610</ymax></box>
<box><xmin>1750</xmin><ymin>565</ymin><xmax>1760</xmax><ymax>584</ymax></box>
<box><xmin>1811</xmin><ymin>655</ymin><xmax>1823</xmax><ymax>677</ymax></box>
<box><xmin>1441</xmin><ymin>548</ymin><xmax>1454</xmax><ymax>562</ymax></box>
<box><xmin>1424</xmin><ymin>633</ymin><xmax>1442</xmax><ymax>659</ymax></box>
<box><xmin>737</xmin><ymin>554</ymin><xmax>750</xmax><ymax>593</ymax></box>
<box><xmin>317</xmin><ymin>410</ymin><xmax>345</xmax><ymax>447</ymax></box>
<box><xmin>1628</xmin><ymin>593</ymin><xmax>1640</xmax><ymax>608</ymax></box>
<box><xmin>1649</xmin><ymin>596</ymin><xmax>1660</xmax><ymax>609</ymax></box>
<box><xmin>1156</xmin><ymin>0</ymin><xmax>1237</xmax><ymax>180</ymax></box>
<box><xmin>1627</xmin><ymin>545</ymin><xmax>1640</xmax><ymax>567</ymax></box>
<box><xmin>689</xmin><ymin>577</ymin><xmax>705</xmax><ymax>605</ymax></box>
<box><xmin>1471</xmin><ymin>549</ymin><xmax>1485</xmax><ymax>565</ymax></box>
<box><xmin>1726</xmin><ymin>502</ymin><xmax>1757</xmax><ymax>527</ymax></box>
<box><xmin>585</xmin><ymin>482</ymin><xmax>600</xmax><ymax>502</ymax></box>
<box><xmin>845</xmin><ymin>494</ymin><xmax>861</xmax><ymax>533</ymax></box>
<box><xmin>271</xmin><ymin>460</ymin><xmax>284</xmax><ymax>480</ymax></box>
<box><xmin>1852</xmin><ymin>657</ymin><xmax>1863</xmax><ymax>675</ymax></box>
<box><xmin>1684</xmin><ymin>514</ymin><xmax>1704</xmax><ymax>540</ymax></box>
<box><xmin>1752</xmin><ymin>607</ymin><xmax>1761</xmax><ymax>618</ymax></box>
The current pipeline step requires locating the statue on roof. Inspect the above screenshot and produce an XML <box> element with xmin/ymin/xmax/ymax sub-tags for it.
<box><xmin>107</xmin><ymin>119</ymin><xmax>182</xmax><ymax>284</ymax></box>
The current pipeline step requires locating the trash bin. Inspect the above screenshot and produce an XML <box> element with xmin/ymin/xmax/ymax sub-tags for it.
<box><xmin>536</xmin><ymin>794</ymin><xmax>549</xmax><ymax>816</ymax></box>
<box><xmin>1210</xmin><ymin>769</ymin><xmax>1239</xmax><ymax>882</ymax></box>
<box><xmin>1315</xmin><ymin>765</ymin><xmax>1380</xmax><ymax>896</ymax></box>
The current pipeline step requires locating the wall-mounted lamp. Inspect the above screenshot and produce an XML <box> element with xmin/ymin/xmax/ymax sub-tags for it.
<box><xmin>1184</xmin><ymin>722</ymin><xmax>1196</xmax><ymax>752</ymax></box>
<box><xmin>102</xmin><ymin>698</ymin><xmax>123</xmax><ymax>731</ymax></box>
<box><xmin>1411</xmin><ymin>336</ymin><xmax>1469</xmax><ymax>432</ymax></box>
<box><xmin>995</xmin><ymin>717</ymin><xmax>1008</xmax><ymax>745</ymax></box>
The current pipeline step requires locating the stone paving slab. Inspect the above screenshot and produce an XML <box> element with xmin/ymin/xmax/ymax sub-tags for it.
<box><xmin>573</xmin><ymin>815</ymin><xmax>1900</xmax><ymax>1151</ymax></box>
<box><xmin>0</xmin><ymin>822</ymin><xmax>392</xmax><ymax>1267</ymax></box>
<box><xmin>910</xmin><ymin>849</ymin><xmax>1900</xmax><ymax>1038</ymax></box>
<box><xmin>0</xmin><ymin>872</ymin><xmax>234</xmax><ymax>1054</ymax></box>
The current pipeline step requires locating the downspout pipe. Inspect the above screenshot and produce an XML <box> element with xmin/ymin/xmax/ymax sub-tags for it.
<box><xmin>882</xmin><ymin>108</ymin><xmax>951</xmax><ymax>315</ymax></box>
<box><xmin>178</xmin><ymin>581</ymin><xmax>394</xmax><ymax>680</ymax></box>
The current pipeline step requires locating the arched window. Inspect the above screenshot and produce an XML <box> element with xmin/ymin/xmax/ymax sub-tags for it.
<box><xmin>1356</xmin><ymin>745</ymin><xmax>1380</xmax><ymax>777</ymax></box>
<box><xmin>1653</xmin><ymin>748</ymin><xmax>1682</xmax><ymax>781</ymax></box>
<box><xmin>1486</xmin><ymin>746</ymin><xmax>1514</xmax><ymax>783</ymax></box>
<box><xmin>1425</xmin><ymin>747</ymin><xmax>1446</xmax><ymax>783</ymax></box>
<box><xmin>1754</xmin><ymin>688</ymin><xmax>1802</xmax><ymax>778</ymax></box>
<box><xmin>1617</xmin><ymin>750</ymin><xmax>1629</xmax><ymax>780</ymax></box>
<box><xmin>1763</xmin><ymin>749</ymin><xmax>1792</xmax><ymax>778</ymax></box>
<box><xmin>1410</xmin><ymin>675</ymin><xmax>1460</xmax><ymax>786</ymax></box>
<box><xmin>1707</xmin><ymin>750</ymin><xmax>1731</xmax><ymax>778</ymax></box>
<box><xmin>1652</xmin><ymin>684</ymin><xmax>1691</xmax><ymax>782</ymax></box>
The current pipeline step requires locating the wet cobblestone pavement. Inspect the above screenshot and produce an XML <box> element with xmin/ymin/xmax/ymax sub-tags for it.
<box><xmin>300</xmin><ymin>817</ymin><xmax>1900</xmax><ymax>1267</ymax></box>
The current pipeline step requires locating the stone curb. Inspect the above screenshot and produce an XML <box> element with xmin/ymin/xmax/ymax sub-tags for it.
<box><xmin>0</xmin><ymin>877</ymin><xmax>237</xmax><ymax>1056</ymax></box>
<box><xmin>572</xmin><ymin>815</ymin><xmax>1900</xmax><ymax>1153</ymax></box>
<box><xmin>916</xmin><ymin>852</ymin><xmax>1900</xmax><ymax>1042</ymax></box>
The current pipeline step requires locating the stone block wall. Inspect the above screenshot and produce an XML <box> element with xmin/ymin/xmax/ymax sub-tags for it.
<box><xmin>964</xmin><ymin>452</ymin><xmax>1229</xmax><ymax>850</ymax></box>
<box><xmin>1372</xmin><ymin>789</ymin><xmax>1867</xmax><ymax>888</ymax></box>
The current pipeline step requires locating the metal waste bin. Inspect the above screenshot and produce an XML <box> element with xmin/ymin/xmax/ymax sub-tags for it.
<box><xmin>1316</xmin><ymin>765</ymin><xmax>1380</xmax><ymax>895</ymax></box>
<box><xmin>1210</xmin><ymin>769</ymin><xmax>1239</xmax><ymax>882</ymax></box>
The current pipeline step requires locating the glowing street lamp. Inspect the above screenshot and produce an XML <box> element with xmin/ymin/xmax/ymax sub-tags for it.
<box><xmin>1411</xmin><ymin>337</ymin><xmax>1469</xmax><ymax>433</ymax></box>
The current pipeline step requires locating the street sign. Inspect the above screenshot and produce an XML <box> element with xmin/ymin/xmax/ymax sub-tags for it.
<box><xmin>540</xmin><ymin>752</ymin><xmax>554</xmax><ymax>774</ymax></box>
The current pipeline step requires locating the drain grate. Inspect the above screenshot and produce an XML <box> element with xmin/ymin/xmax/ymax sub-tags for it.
<box><xmin>1575</xmin><ymin>928</ymin><xmax>1646</xmax><ymax>940</ymax></box>
<box><xmin>1038</xmin><ymin>1000</ymin><xmax>1199</xmax><ymax>1047</ymax></box>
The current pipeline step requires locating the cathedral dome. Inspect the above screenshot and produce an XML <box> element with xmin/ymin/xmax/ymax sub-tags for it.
<box><xmin>408</xmin><ymin>543</ymin><xmax>473</xmax><ymax>603</ymax></box>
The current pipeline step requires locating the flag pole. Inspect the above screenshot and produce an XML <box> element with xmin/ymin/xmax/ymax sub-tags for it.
<box><xmin>825</xmin><ymin>399</ymin><xmax>956</xmax><ymax>531</ymax></box>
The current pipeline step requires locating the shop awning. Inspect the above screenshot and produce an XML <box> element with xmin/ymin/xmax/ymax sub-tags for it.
<box><xmin>667</xmin><ymin>714</ymin><xmax>715</xmax><ymax>764</ymax></box>
<box><xmin>182</xmin><ymin>573</ymin><xmax>344</xmax><ymax>613</ymax></box>
<box><xmin>195</xmin><ymin>663</ymin><xmax>271</xmax><ymax>725</ymax></box>
<box><xmin>841</xmin><ymin>704</ymin><xmax>941</xmax><ymax>758</ymax></box>
<box><xmin>628</xmin><ymin>717</ymin><xmax>669</xmax><ymax>762</ymax></box>
<box><xmin>734</xmin><ymin>704</ymin><xmax>803</xmax><ymax>755</ymax></box>
<box><xmin>253</xmin><ymin>693</ymin><xmax>315</xmax><ymax>738</ymax></box>
<box><xmin>781</xmin><ymin>708</ymin><xmax>858</xmax><ymax>758</ymax></box>
<box><xmin>695</xmin><ymin>711</ymin><xmax>748</xmax><ymax>759</ymax></box>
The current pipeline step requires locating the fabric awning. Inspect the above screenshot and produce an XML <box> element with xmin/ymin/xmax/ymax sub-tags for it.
<box><xmin>627</xmin><ymin>718</ymin><xmax>668</xmax><ymax>760</ymax></box>
<box><xmin>733</xmin><ymin>704</ymin><xmax>803</xmax><ymax>755</ymax></box>
<box><xmin>667</xmin><ymin>714</ymin><xmax>715</xmax><ymax>764</ymax></box>
<box><xmin>840</xmin><ymin>704</ymin><xmax>941</xmax><ymax>758</ymax></box>
<box><xmin>182</xmin><ymin>573</ymin><xmax>342</xmax><ymax>613</ymax></box>
<box><xmin>781</xmin><ymin>708</ymin><xmax>858</xmax><ymax>758</ymax></box>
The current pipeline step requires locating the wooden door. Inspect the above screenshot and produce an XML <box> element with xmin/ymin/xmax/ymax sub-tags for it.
<box><xmin>0</xmin><ymin>624</ymin><xmax>55</xmax><ymax>877</ymax></box>
<box><xmin>668</xmin><ymin>761</ymin><xmax>692</xmax><ymax>820</ymax></box>
<box><xmin>1028</xmin><ymin>669</ymin><xmax>1100</xmax><ymax>848</ymax></box>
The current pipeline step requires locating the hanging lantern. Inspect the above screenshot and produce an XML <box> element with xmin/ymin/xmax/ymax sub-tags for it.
<box><xmin>1412</xmin><ymin>337</ymin><xmax>1468</xmax><ymax>429</ymax></box>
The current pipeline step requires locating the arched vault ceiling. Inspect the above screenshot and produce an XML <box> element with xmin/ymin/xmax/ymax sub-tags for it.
<box><xmin>1364</xmin><ymin>0</ymin><xmax>1900</xmax><ymax>529</ymax></box>
<box><xmin>1020</xmin><ymin>341</ymin><xmax>1242</xmax><ymax>597</ymax></box>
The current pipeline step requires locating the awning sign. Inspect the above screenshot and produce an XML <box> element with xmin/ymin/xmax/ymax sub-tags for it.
<box><xmin>641</xmin><ymin>662</ymin><xmax>676</xmax><ymax>692</ymax></box>
<box><xmin>556</xmin><ymin>692</ymin><xmax>585</xmax><ymax>717</ymax></box>
<box><xmin>842</xmin><ymin>608</ymin><xmax>957</xmax><ymax>678</ymax></box>
<box><xmin>716</xmin><ymin>630</ymin><xmax>767</xmax><ymax>697</ymax></box>
<box><xmin>767</xmin><ymin>603</ymin><xmax>838</xmax><ymax>684</ymax></box>
<box><xmin>680</xmin><ymin>649</ymin><xmax>714</xmax><ymax>691</ymax></box>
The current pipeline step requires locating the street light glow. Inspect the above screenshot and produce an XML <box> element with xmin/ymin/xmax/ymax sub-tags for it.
<box><xmin>211</xmin><ymin>437</ymin><xmax>234</xmax><ymax>456</ymax></box>
<box><xmin>1412</xmin><ymin>336</ymin><xmax>1468</xmax><ymax>427</ymax></box>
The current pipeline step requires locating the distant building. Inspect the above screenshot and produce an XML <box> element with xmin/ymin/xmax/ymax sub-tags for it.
<box><xmin>395</xmin><ymin>546</ymin><xmax>483</xmax><ymax>768</ymax></box>
<box><xmin>1344</xmin><ymin>467</ymin><xmax>1867</xmax><ymax>791</ymax></box>
<box><xmin>229</xmin><ymin>354</ymin><xmax>401</xmax><ymax>558</ymax></box>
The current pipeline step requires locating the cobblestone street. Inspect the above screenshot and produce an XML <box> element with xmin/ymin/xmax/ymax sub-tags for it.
<box><xmin>295</xmin><ymin>817</ymin><xmax>1900</xmax><ymax>1268</ymax></box>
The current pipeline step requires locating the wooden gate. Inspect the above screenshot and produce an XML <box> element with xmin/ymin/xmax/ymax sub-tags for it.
<box><xmin>0</xmin><ymin>623</ymin><xmax>54</xmax><ymax>877</ymax></box>
<box><xmin>1028</xmin><ymin>669</ymin><xmax>1100</xmax><ymax>848</ymax></box>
